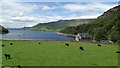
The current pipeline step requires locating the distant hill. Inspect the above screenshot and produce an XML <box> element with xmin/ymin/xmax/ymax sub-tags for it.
<box><xmin>29</xmin><ymin>19</ymin><xmax>94</xmax><ymax>31</ymax></box>
<box><xmin>60</xmin><ymin>5</ymin><xmax>120</xmax><ymax>42</ymax></box>
<box><xmin>8</xmin><ymin>27</ymin><xmax>31</xmax><ymax>30</ymax></box>
<box><xmin>0</xmin><ymin>25</ymin><xmax>9</xmax><ymax>34</ymax></box>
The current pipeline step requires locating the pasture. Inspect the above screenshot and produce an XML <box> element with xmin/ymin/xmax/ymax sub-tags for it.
<box><xmin>1</xmin><ymin>40</ymin><xmax>118</xmax><ymax>66</ymax></box>
<box><xmin>0</xmin><ymin>41</ymin><xmax>2</xmax><ymax>67</ymax></box>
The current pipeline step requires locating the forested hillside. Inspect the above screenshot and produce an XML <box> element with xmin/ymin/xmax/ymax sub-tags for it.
<box><xmin>0</xmin><ymin>25</ymin><xmax>9</xmax><ymax>34</ymax></box>
<box><xmin>29</xmin><ymin>19</ymin><xmax>93</xmax><ymax>31</ymax></box>
<box><xmin>60</xmin><ymin>5</ymin><xmax>120</xmax><ymax>42</ymax></box>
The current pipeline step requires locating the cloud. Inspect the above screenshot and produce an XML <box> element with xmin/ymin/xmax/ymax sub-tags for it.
<box><xmin>0</xmin><ymin>1</ymin><xmax>117</xmax><ymax>28</ymax></box>
<box><xmin>2</xmin><ymin>15</ymin><xmax>64</xmax><ymax>28</ymax></box>
<box><xmin>0</xmin><ymin>0</ymin><xmax>38</xmax><ymax>28</ymax></box>
<box><xmin>63</xmin><ymin>2</ymin><xmax>117</xmax><ymax>11</ymax></box>
<box><xmin>63</xmin><ymin>13</ymin><xmax>101</xmax><ymax>19</ymax></box>
<box><xmin>41</xmin><ymin>6</ymin><xmax>58</xmax><ymax>10</ymax></box>
<box><xmin>79</xmin><ymin>14</ymin><xmax>101</xmax><ymax>19</ymax></box>
<box><xmin>0</xmin><ymin>1</ymin><xmax>37</xmax><ymax>16</ymax></box>
<box><xmin>11</xmin><ymin>16</ymin><xmax>39</xmax><ymax>22</ymax></box>
<box><xmin>11</xmin><ymin>16</ymin><xmax>63</xmax><ymax>23</ymax></box>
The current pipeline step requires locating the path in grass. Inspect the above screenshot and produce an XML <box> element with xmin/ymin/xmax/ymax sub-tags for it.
<box><xmin>2</xmin><ymin>40</ymin><xmax>118</xmax><ymax>66</ymax></box>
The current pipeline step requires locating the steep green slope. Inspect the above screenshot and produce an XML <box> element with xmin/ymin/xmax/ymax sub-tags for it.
<box><xmin>29</xmin><ymin>19</ymin><xmax>93</xmax><ymax>31</ymax></box>
<box><xmin>60</xmin><ymin>5</ymin><xmax>120</xmax><ymax>42</ymax></box>
<box><xmin>0</xmin><ymin>25</ymin><xmax>9</xmax><ymax>34</ymax></box>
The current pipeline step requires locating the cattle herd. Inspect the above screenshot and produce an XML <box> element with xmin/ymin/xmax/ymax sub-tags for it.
<box><xmin>1</xmin><ymin>41</ymin><xmax>120</xmax><ymax>67</ymax></box>
<box><xmin>1</xmin><ymin>42</ymin><xmax>120</xmax><ymax>60</ymax></box>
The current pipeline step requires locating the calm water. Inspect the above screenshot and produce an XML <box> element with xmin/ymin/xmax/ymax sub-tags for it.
<box><xmin>0</xmin><ymin>30</ymin><xmax>74</xmax><ymax>40</ymax></box>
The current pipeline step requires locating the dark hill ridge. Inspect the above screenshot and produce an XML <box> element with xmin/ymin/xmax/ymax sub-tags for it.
<box><xmin>8</xmin><ymin>27</ymin><xmax>31</xmax><ymax>30</ymax></box>
<box><xmin>60</xmin><ymin>5</ymin><xmax>120</xmax><ymax>42</ymax></box>
<box><xmin>29</xmin><ymin>19</ymin><xmax>94</xmax><ymax>31</ymax></box>
<box><xmin>0</xmin><ymin>25</ymin><xmax>9</xmax><ymax>34</ymax></box>
<box><xmin>99</xmin><ymin>5</ymin><xmax>120</xmax><ymax>18</ymax></box>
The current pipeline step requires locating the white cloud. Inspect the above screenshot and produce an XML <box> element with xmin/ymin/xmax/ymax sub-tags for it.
<box><xmin>0</xmin><ymin>1</ymin><xmax>37</xmax><ymax>16</ymax></box>
<box><xmin>2</xmin><ymin>15</ymin><xmax>64</xmax><ymax>28</ymax></box>
<box><xmin>11</xmin><ymin>16</ymin><xmax>39</xmax><ymax>22</ymax></box>
<box><xmin>79</xmin><ymin>14</ymin><xmax>101</xmax><ymax>19</ymax></box>
<box><xmin>41</xmin><ymin>6</ymin><xmax>57</xmax><ymax>10</ymax></box>
<box><xmin>11</xmin><ymin>16</ymin><xmax>63</xmax><ymax>23</ymax></box>
<box><xmin>64</xmin><ymin>4</ymin><xmax>87</xmax><ymax>11</ymax></box>
<box><xmin>63</xmin><ymin>2</ymin><xmax>117</xmax><ymax>11</ymax></box>
<box><xmin>0</xmin><ymin>1</ymin><xmax>117</xmax><ymax>28</ymax></box>
<box><xmin>64</xmin><ymin>13</ymin><xmax>101</xmax><ymax>19</ymax></box>
<box><xmin>0</xmin><ymin>0</ymin><xmax>38</xmax><ymax>28</ymax></box>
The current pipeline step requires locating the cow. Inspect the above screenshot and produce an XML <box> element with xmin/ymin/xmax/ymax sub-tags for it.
<box><xmin>98</xmin><ymin>44</ymin><xmax>101</xmax><ymax>47</ymax></box>
<box><xmin>65</xmin><ymin>43</ymin><xmax>69</xmax><ymax>46</ymax></box>
<box><xmin>116</xmin><ymin>51</ymin><xmax>120</xmax><ymax>53</ymax></box>
<box><xmin>80</xmin><ymin>46</ymin><xmax>84</xmax><ymax>51</ymax></box>
<box><xmin>10</xmin><ymin>43</ymin><xmax>13</xmax><ymax>45</ymax></box>
<box><xmin>1</xmin><ymin>44</ymin><xmax>5</xmax><ymax>47</ymax></box>
<box><xmin>4</xmin><ymin>54</ymin><xmax>11</xmax><ymax>59</ymax></box>
<box><xmin>16</xmin><ymin>65</ymin><xmax>21</xmax><ymax>68</ymax></box>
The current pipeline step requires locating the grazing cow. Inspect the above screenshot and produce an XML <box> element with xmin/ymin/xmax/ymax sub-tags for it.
<box><xmin>4</xmin><ymin>54</ymin><xmax>11</xmax><ymax>59</ymax></box>
<box><xmin>16</xmin><ymin>65</ymin><xmax>21</xmax><ymax>68</ymax></box>
<box><xmin>98</xmin><ymin>44</ymin><xmax>101</xmax><ymax>47</ymax></box>
<box><xmin>39</xmin><ymin>42</ymin><xmax>40</xmax><ymax>44</ymax></box>
<box><xmin>116</xmin><ymin>51</ymin><xmax>120</xmax><ymax>53</ymax></box>
<box><xmin>80</xmin><ymin>46</ymin><xmax>84</xmax><ymax>51</ymax></box>
<box><xmin>10</xmin><ymin>43</ymin><xmax>13</xmax><ymax>45</ymax></box>
<box><xmin>65</xmin><ymin>43</ymin><xmax>69</xmax><ymax>46</ymax></box>
<box><xmin>1</xmin><ymin>44</ymin><xmax>5</xmax><ymax>47</ymax></box>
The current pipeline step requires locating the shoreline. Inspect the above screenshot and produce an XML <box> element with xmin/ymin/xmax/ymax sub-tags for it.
<box><xmin>56</xmin><ymin>32</ymin><xmax>76</xmax><ymax>37</ymax></box>
<box><xmin>0</xmin><ymin>39</ymin><xmax>74</xmax><ymax>41</ymax></box>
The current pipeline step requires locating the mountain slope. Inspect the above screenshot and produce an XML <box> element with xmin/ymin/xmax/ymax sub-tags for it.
<box><xmin>0</xmin><ymin>25</ymin><xmax>9</xmax><ymax>34</ymax></box>
<box><xmin>8</xmin><ymin>27</ymin><xmax>31</xmax><ymax>30</ymax></box>
<box><xmin>29</xmin><ymin>19</ymin><xmax>94</xmax><ymax>31</ymax></box>
<box><xmin>60</xmin><ymin>5</ymin><xmax>120</xmax><ymax>42</ymax></box>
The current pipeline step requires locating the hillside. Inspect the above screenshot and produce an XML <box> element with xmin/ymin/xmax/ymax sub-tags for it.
<box><xmin>60</xmin><ymin>5</ymin><xmax>120</xmax><ymax>42</ymax></box>
<box><xmin>0</xmin><ymin>25</ymin><xmax>9</xmax><ymax>34</ymax></box>
<box><xmin>8</xmin><ymin>27</ymin><xmax>31</xmax><ymax>30</ymax></box>
<box><xmin>29</xmin><ymin>19</ymin><xmax>94</xmax><ymax>31</ymax></box>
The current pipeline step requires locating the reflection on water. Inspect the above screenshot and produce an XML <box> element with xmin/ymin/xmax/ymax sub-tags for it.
<box><xmin>0</xmin><ymin>30</ymin><xmax>74</xmax><ymax>40</ymax></box>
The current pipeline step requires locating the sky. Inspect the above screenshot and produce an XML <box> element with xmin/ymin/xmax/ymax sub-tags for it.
<box><xmin>0</xmin><ymin>0</ymin><xmax>119</xmax><ymax>28</ymax></box>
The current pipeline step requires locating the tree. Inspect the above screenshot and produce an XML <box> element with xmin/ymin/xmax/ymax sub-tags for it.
<box><xmin>94</xmin><ymin>28</ymin><xmax>108</xmax><ymax>41</ymax></box>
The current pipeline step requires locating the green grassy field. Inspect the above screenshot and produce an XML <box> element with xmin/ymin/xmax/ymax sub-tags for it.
<box><xmin>1</xmin><ymin>40</ymin><xmax>118</xmax><ymax>66</ymax></box>
<box><xmin>0</xmin><ymin>41</ymin><xmax>2</xmax><ymax>67</ymax></box>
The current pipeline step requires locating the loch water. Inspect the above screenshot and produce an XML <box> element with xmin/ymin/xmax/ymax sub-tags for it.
<box><xmin>0</xmin><ymin>30</ymin><xmax>74</xmax><ymax>40</ymax></box>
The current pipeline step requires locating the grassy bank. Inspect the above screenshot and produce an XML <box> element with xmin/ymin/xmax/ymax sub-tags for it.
<box><xmin>2</xmin><ymin>40</ymin><xmax>118</xmax><ymax>66</ymax></box>
<box><xmin>0</xmin><ymin>41</ymin><xmax>2</xmax><ymax>67</ymax></box>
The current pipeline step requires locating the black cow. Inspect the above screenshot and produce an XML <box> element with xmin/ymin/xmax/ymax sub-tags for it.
<box><xmin>80</xmin><ymin>46</ymin><xmax>84</xmax><ymax>51</ymax></box>
<box><xmin>10</xmin><ymin>43</ymin><xmax>13</xmax><ymax>45</ymax></box>
<box><xmin>39</xmin><ymin>42</ymin><xmax>40</xmax><ymax>44</ymax></box>
<box><xmin>116</xmin><ymin>51</ymin><xmax>120</xmax><ymax>53</ymax></box>
<box><xmin>1</xmin><ymin>44</ymin><xmax>5</xmax><ymax>47</ymax></box>
<box><xmin>16</xmin><ymin>65</ymin><xmax>21</xmax><ymax>68</ymax></box>
<box><xmin>98</xmin><ymin>44</ymin><xmax>101</xmax><ymax>47</ymax></box>
<box><xmin>4</xmin><ymin>54</ymin><xmax>11</xmax><ymax>59</ymax></box>
<box><xmin>65</xmin><ymin>43</ymin><xmax>69</xmax><ymax>46</ymax></box>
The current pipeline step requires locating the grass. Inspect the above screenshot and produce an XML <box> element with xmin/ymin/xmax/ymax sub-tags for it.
<box><xmin>1</xmin><ymin>40</ymin><xmax>118</xmax><ymax>66</ymax></box>
<box><xmin>0</xmin><ymin>41</ymin><xmax>2</xmax><ymax>67</ymax></box>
